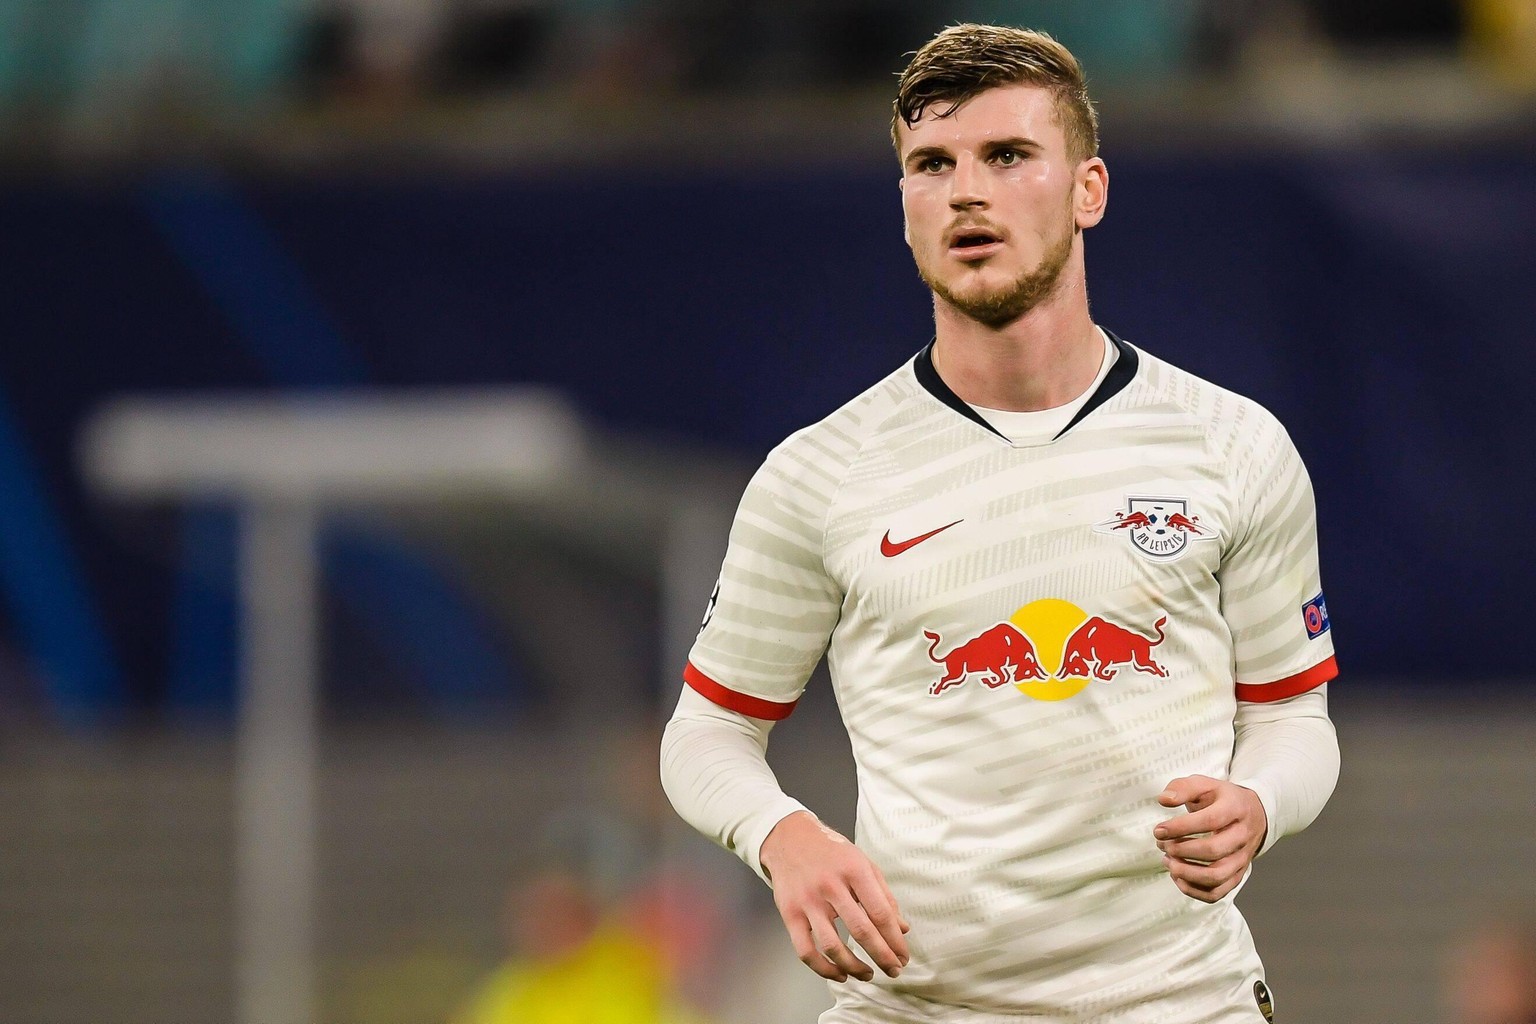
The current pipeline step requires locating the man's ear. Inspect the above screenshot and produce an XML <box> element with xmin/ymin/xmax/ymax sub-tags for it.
<box><xmin>1075</xmin><ymin>158</ymin><xmax>1109</xmax><ymax>231</ymax></box>
<box><xmin>899</xmin><ymin>177</ymin><xmax>912</xmax><ymax>246</ymax></box>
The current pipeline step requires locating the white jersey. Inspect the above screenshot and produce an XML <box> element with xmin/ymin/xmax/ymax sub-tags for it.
<box><xmin>684</xmin><ymin>332</ymin><xmax>1336</xmax><ymax>1023</ymax></box>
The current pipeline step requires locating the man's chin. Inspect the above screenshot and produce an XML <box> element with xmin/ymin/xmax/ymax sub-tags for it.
<box><xmin>945</xmin><ymin>281</ymin><xmax>1008</xmax><ymax>309</ymax></box>
<box><xmin>928</xmin><ymin>255</ymin><xmax>1069</xmax><ymax>328</ymax></box>
<box><xmin>938</xmin><ymin>284</ymin><xmax>1038</xmax><ymax>328</ymax></box>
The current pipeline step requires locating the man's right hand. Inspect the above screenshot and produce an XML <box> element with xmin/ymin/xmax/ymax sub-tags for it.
<box><xmin>759</xmin><ymin>810</ymin><xmax>911</xmax><ymax>983</ymax></box>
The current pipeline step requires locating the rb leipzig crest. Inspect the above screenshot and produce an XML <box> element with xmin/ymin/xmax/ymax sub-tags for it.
<box><xmin>1094</xmin><ymin>496</ymin><xmax>1217</xmax><ymax>561</ymax></box>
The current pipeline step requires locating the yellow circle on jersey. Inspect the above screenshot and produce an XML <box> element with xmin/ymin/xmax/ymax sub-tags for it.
<box><xmin>1009</xmin><ymin>598</ymin><xmax>1092</xmax><ymax>701</ymax></box>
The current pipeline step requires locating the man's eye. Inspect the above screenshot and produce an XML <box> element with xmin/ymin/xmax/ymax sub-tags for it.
<box><xmin>995</xmin><ymin>150</ymin><xmax>1021</xmax><ymax>166</ymax></box>
<box><xmin>922</xmin><ymin>157</ymin><xmax>947</xmax><ymax>173</ymax></box>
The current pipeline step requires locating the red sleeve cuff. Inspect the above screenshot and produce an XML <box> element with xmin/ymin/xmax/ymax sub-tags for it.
<box><xmin>1236</xmin><ymin>655</ymin><xmax>1338</xmax><ymax>703</ymax></box>
<box><xmin>684</xmin><ymin>662</ymin><xmax>798</xmax><ymax>721</ymax></box>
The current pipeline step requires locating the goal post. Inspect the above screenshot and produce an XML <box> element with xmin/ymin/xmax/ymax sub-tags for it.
<box><xmin>79</xmin><ymin>389</ymin><xmax>732</xmax><ymax>1024</ymax></box>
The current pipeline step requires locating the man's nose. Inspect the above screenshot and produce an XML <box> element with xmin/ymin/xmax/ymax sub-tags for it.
<box><xmin>949</xmin><ymin>156</ymin><xmax>989</xmax><ymax>209</ymax></box>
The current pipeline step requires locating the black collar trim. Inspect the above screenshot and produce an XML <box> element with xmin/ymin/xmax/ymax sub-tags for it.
<box><xmin>912</xmin><ymin>337</ymin><xmax>1004</xmax><ymax>439</ymax></box>
<box><xmin>1053</xmin><ymin>329</ymin><xmax>1139</xmax><ymax>440</ymax></box>
<box><xmin>911</xmin><ymin>328</ymin><xmax>1140</xmax><ymax>443</ymax></box>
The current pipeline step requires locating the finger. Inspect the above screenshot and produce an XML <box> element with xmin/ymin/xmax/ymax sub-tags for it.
<box><xmin>1154</xmin><ymin>802</ymin><xmax>1237</xmax><ymax>841</ymax></box>
<box><xmin>785</xmin><ymin>912</ymin><xmax>847</xmax><ymax>982</ymax></box>
<box><xmin>831</xmin><ymin>896</ymin><xmax>903</xmax><ymax>977</ymax></box>
<box><xmin>864</xmin><ymin>862</ymin><xmax>914</xmax><ymax>950</ymax></box>
<box><xmin>1161</xmin><ymin>828</ymin><xmax>1245</xmax><ymax>864</ymax></box>
<box><xmin>1168</xmin><ymin>873</ymin><xmax>1239</xmax><ymax>902</ymax></box>
<box><xmin>852</xmin><ymin>893</ymin><xmax>910</xmax><ymax>972</ymax></box>
<box><xmin>1157</xmin><ymin>775</ymin><xmax>1219</xmax><ymax>809</ymax></box>
<box><xmin>851</xmin><ymin>873</ymin><xmax>911</xmax><ymax>967</ymax></box>
<box><xmin>1167</xmin><ymin>862</ymin><xmax>1246</xmax><ymax>903</ymax></box>
<box><xmin>1164</xmin><ymin>850</ymin><xmax>1248</xmax><ymax>893</ymax></box>
<box><xmin>808</xmin><ymin>912</ymin><xmax>875</xmax><ymax>983</ymax></box>
<box><xmin>784</xmin><ymin>911</ymin><xmax>844</xmax><ymax>981</ymax></box>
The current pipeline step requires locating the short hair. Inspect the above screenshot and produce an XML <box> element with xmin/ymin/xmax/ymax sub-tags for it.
<box><xmin>892</xmin><ymin>24</ymin><xmax>1100</xmax><ymax>164</ymax></box>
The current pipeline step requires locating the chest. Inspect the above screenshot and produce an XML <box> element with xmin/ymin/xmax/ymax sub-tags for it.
<box><xmin>826</xmin><ymin>442</ymin><xmax>1234</xmax><ymax>634</ymax></box>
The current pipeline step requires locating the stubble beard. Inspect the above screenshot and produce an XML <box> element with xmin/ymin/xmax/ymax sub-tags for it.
<box><xmin>922</xmin><ymin>222</ymin><xmax>1076</xmax><ymax>329</ymax></box>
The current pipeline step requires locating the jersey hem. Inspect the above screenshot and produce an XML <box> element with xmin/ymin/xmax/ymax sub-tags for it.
<box><xmin>683</xmin><ymin>661</ymin><xmax>798</xmax><ymax>720</ymax></box>
<box><xmin>1236</xmin><ymin>655</ymin><xmax>1337</xmax><ymax>702</ymax></box>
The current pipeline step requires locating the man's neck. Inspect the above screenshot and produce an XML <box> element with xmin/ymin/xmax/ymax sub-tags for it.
<box><xmin>930</xmin><ymin>277</ymin><xmax>1102</xmax><ymax>413</ymax></box>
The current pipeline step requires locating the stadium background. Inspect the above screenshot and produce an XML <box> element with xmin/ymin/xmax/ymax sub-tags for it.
<box><xmin>1</xmin><ymin>1</ymin><xmax>1534</xmax><ymax>1022</ymax></box>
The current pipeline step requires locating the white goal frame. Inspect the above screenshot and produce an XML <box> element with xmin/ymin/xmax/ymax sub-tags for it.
<box><xmin>80</xmin><ymin>390</ymin><xmax>730</xmax><ymax>1024</ymax></box>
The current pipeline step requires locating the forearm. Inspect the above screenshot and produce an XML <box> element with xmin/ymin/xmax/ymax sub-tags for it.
<box><xmin>1230</xmin><ymin>684</ymin><xmax>1339</xmax><ymax>855</ymax></box>
<box><xmin>660</xmin><ymin>687</ymin><xmax>808</xmax><ymax>883</ymax></box>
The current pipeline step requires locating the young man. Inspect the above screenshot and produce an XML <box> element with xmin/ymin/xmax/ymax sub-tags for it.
<box><xmin>661</xmin><ymin>23</ymin><xmax>1339</xmax><ymax>1023</ymax></box>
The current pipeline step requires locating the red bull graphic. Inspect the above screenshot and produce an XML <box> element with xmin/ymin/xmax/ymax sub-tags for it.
<box><xmin>923</xmin><ymin>624</ymin><xmax>1047</xmax><ymax>696</ymax></box>
<box><xmin>1107</xmin><ymin>511</ymin><xmax>1153</xmax><ymax>531</ymax></box>
<box><xmin>1165</xmin><ymin>512</ymin><xmax>1203</xmax><ymax>534</ymax></box>
<box><xmin>1059</xmin><ymin>615</ymin><xmax>1168</xmax><ymax>681</ymax></box>
<box><xmin>924</xmin><ymin>599</ymin><xmax>1172</xmax><ymax>701</ymax></box>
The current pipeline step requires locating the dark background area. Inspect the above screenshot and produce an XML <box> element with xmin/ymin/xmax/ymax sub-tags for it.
<box><xmin>4</xmin><ymin>145</ymin><xmax>1533</xmax><ymax>724</ymax></box>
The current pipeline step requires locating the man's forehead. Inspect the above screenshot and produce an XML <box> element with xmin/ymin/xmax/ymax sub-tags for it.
<box><xmin>899</xmin><ymin>83</ymin><xmax>1062</xmax><ymax>150</ymax></box>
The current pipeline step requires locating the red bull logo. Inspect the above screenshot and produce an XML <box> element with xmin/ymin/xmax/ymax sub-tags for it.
<box><xmin>1059</xmin><ymin>615</ymin><xmax>1168</xmax><ymax>681</ymax></box>
<box><xmin>923</xmin><ymin>623</ymin><xmax>1046</xmax><ymax>696</ymax></box>
<box><xmin>924</xmin><ymin>598</ymin><xmax>1170</xmax><ymax>701</ymax></box>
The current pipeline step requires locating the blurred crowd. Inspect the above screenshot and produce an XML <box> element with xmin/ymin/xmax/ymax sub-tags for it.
<box><xmin>2</xmin><ymin>0</ymin><xmax>1533</xmax><ymax>149</ymax></box>
<box><xmin>293</xmin><ymin>0</ymin><xmax>1528</xmax><ymax>96</ymax></box>
<box><xmin>313</xmin><ymin>738</ymin><xmax>840</xmax><ymax>1024</ymax></box>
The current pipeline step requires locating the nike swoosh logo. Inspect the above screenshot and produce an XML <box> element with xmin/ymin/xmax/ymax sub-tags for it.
<box><xmin>880</xmin><ymin>519</ymin><xmax>963</xmax><ymax>557</ymax></box>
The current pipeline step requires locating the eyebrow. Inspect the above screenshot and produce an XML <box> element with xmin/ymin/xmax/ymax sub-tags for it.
<box><xmin>903</xmin><ymin>145</ymin><xmax>950</xmax><ymax>169</ymax></box>
<box><xmin>983</xmin><ymin>137</ymin><xmax>1042</xmax><ymax>154</ymax></box>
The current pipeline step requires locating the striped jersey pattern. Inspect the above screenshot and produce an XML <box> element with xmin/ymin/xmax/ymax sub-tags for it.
<box><xmin>685</xmin><ymin>333</ymin><xmax>1336</xmax><ymax>1023</ymax></box>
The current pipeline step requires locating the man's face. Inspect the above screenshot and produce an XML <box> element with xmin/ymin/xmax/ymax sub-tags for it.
<box><xmin>898</xmin><ymin>83</ymin><xmax>1104</xmax><ymax>327</ymax></box>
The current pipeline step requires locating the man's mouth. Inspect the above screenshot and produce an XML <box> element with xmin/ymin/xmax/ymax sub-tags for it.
<box><xmin>948</xmin><ymin>228</ymin><xmax>1004</xmax><ymax>259</ymax></box>
<box><xmin>951</xmin><ymin>230</ymin><xmax>1000</xmax><ymax>249</ymax></box>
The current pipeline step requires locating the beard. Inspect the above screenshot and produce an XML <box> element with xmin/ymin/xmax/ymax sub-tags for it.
<box><xmin>921</xmin><ymin>221</ymin><xmax>1076</xmax><ymax>329</ymax></box>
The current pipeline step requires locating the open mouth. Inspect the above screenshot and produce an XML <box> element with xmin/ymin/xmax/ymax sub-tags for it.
<box><xmin>950</xmin><ymin>230</ymin><xmax>1001</xmax><ymax>250</ymax></box>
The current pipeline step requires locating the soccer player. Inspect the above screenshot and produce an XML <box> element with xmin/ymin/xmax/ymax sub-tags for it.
<box><xmin>660</xmin><ymin>23</ymin><xmax>1339</xmax><ymax>1023</ymax></box>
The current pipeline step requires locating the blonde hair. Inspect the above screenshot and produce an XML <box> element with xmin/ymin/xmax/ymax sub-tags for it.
<box><xmin>892</xmin><ymin>24</ymin><xmax>1099</xmax><ymax>163</ymax></box>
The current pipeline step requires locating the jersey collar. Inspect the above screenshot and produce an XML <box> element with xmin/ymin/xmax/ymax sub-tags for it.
<box><xmin>913</xmin><ymin>328</ymin><xmax>1139</xmax><ymax>443</ymax></box>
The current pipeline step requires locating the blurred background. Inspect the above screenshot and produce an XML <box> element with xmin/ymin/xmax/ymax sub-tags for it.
<box><xmin>1</xmin><ymin>0</ymin><xmax>1535</xmax><ymax>1022</ymax></box>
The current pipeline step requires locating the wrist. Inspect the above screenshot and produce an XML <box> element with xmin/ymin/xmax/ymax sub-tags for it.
<box><xmin>760</xmin><ymin>810</ymin><xmax>819</xmax><ymax>878</ymax></box>
<box><xmin>1232</xmin><ymin>780</ymin><xmax>1272</xmax><ymax>853</ymax></box>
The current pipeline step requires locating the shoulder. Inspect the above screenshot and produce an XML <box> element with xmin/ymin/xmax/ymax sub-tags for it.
<box><xmin>756</xmin><ymin>356</ymin><xmax>927</xmax><ymax>496</ymax></box>
<box><xmin>1127</xmin><ymin>343</ymin><xmax>1298</xmax><ymax>462</ymax></box>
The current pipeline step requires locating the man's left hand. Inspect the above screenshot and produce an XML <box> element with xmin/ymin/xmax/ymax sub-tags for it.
<box><xmin>1154</xmin><ymin>775</ymin><xmax>1268</xmax><ymax>903</ymax></box>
